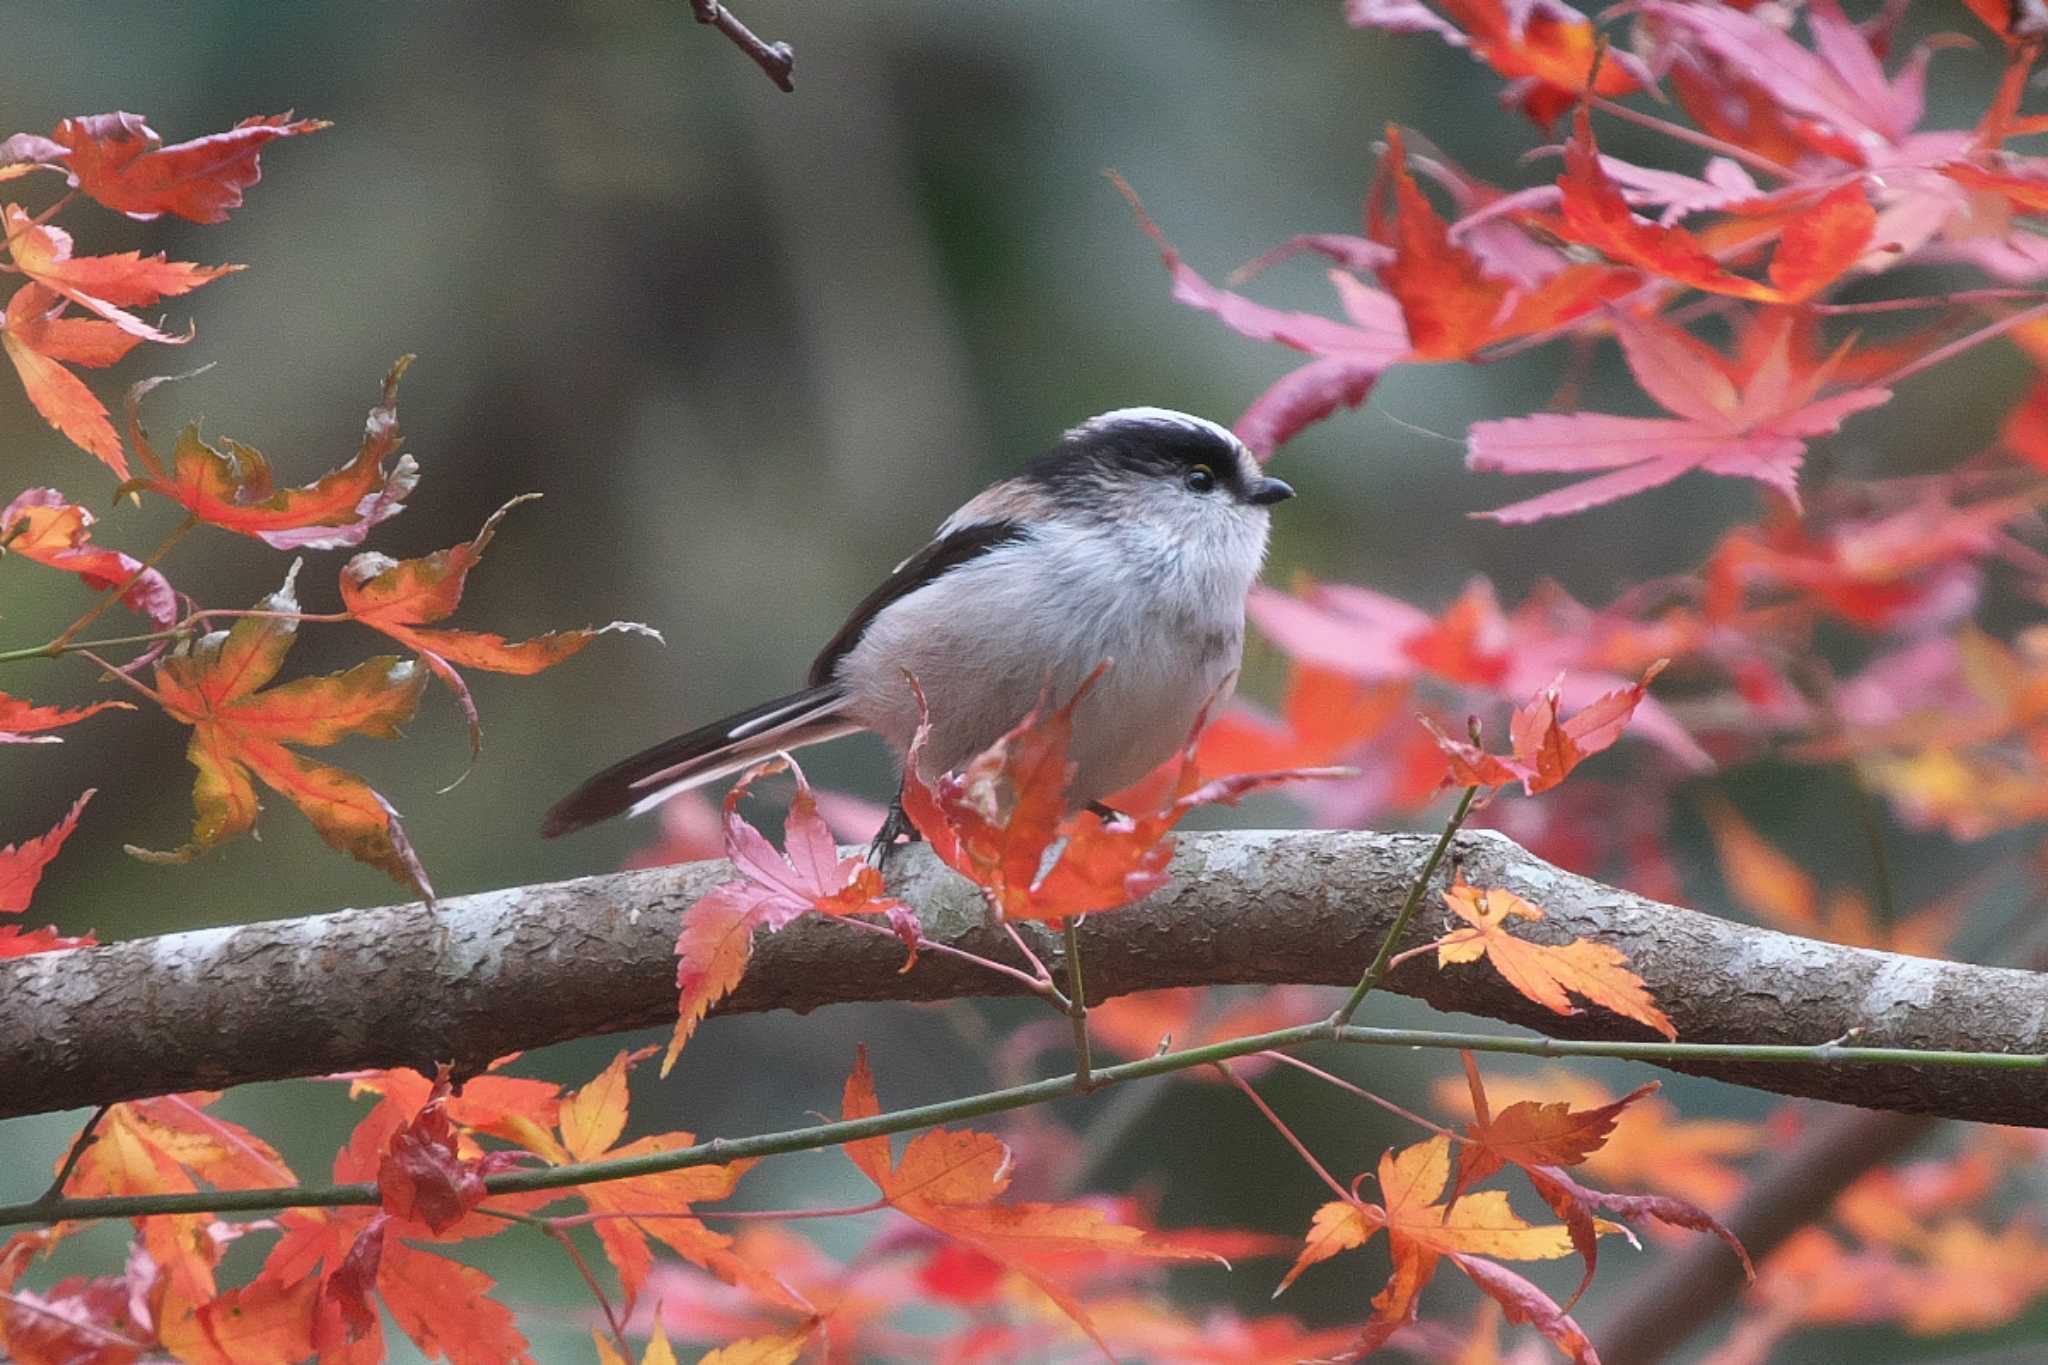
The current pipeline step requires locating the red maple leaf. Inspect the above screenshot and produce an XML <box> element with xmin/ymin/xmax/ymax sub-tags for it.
<box><xmin>1370</xmin><ymin>127</ymin><xmax>1633</xmax><ymax>361</ymax></box>
<box><xmin>1117</xmin><ymin>175</ymin><xmax>1399</xmax><ymax>458</ymax></box>
<box><xmin>1347</xmin><ymin>0</ymin><xmax>1645</xmax><ymax>127</ymax></box>
<box><xmin>0</xmin><ymin>690</ymin><xmax>132</xmax><ymax>745</ymax></box>
<box><xmin>0</xmin><ymin>790</ymin><xmax>96</xmax><ymax>959</ymax></box>
<box><xmin>49</xmin><ymin>111</ymin><xmax>328</xmax><ymax>223</ymax></box>
<box><xmin>263</xmin><ymin>1069</ymin><xmax>551</xmax><ymax>1364</ymax></box>
<box><xmin>378</xmin><ymin>1085</ymin><xmax>494</xmax><ymax>1235</ymax></box>
<box><xmin>1552</xmin><ymin>107</ymin><xmax>1876</xmax><ymax>304</ymax></box>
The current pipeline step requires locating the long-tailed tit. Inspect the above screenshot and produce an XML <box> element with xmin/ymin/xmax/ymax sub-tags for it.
<box><xmin>542</xmin><ymin>408</ymin><xmax>1295</xmax><ymax>855</ymax></box>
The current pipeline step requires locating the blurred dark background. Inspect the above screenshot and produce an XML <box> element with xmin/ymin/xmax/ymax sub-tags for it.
<box><xmin>1</xmin><ymin>3</ymin><xmax>2033</xmax><ymax>1361</ymax></box>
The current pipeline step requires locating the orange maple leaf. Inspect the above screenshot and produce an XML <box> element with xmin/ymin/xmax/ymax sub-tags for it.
<box><xmin>1436</xmin><ymin>875</ymin><xmax>1678</xmax><ymax>1039</ymax></box>
<box><xmin>1426</xmin><ymin>660</ymin><xmax>1668</xmax><ymax>796</ymax></box>
<box><xmin>1196</xmin><ymin>664</ymin><xmax>1408</xmax><ymax>773</ymax></box>
<box><xmin>263</xmin><ymin>1067</ymin><xmax>547</xmax><ymax>1364</ymax></box>
<box><xmin>840</xmin><ymin>1047</ymin><xmax>1215</xmax><ymax>1360</ymax></box>
<box><xmin>1</xmin><ymin>282</ymin><xmax>145</xmax><ymax>472</ymax></box>
<box><xmin>665</xmin><ymin>756</ymin><xmax>914</xmax><ymax>1071</ymax></box>
<box><xmin>1</xmin><ymin>202</ymin><xmax>235</xmax><ymax>344</ymax></box>
<box><xmin>2</xmin><ymin>487</ymin><xmax>179</xmax><ymax>637</ymax></box>
<box><xmin>1278</xmin><ymin>1134</ymin><xmax>1599</xmax><ymax>1361</ymax></box>
<box><xmin>154</xmin><ymin>1272</ymin><xmax>317</xmax><ymax>1365</ymax></box>
<box><xmin>55</xmin><ymin>1092</ymin><xmax>296</xmax><ymax>1306</ymax></box>
<box><xmin>0</xmin><ymin>790</ymin><xmax>96</xmax><ymax>958</ymax></box>
<box><xmin>1367</xmin><ymin>0</ymin><xmax>1641</xmax><ymax>127</ymax></box>
<box><xmin>510</xmin><ymin>1049</ymin><xmax>806</xmax><ymax>1316</ymax></box>
<box><xmin>125</xmin><ymin>357</ymin><xmax>417</xmax><ymax>550</ymax></box>
<box><xmin>341</xmin><ymin>494</ymin><xmax>658</xmax><ymax>774</ymax></box>
<box><xmin>595</xmin><ymin>1322</ymin><xmax>818</xmax><ymax>1365</ymax></box>
<box><xmin>49</xmin><ymin>111</ymin><xmax>328</xmax><ymax>224</ymax></box>
<box><xmin>129</xmin><ymin>563</ymin><xmax>434</xmax><ymax>898</ymax></box>
<box><xmin>904</xmin><ymin>669</ymin><xmax>1344</xmax><ymax>923</ymax></box>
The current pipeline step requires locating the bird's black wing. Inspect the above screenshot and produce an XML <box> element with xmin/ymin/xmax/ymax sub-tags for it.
<box><xmin>806</xmin><ymin>518</ymin><xmax>1028</xmax><ymax>687</ymax></box>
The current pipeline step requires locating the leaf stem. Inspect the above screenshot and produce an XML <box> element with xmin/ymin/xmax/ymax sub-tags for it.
<box><xmin>1875</xmin><ymin>298</ymin><xmax>2048</xmax><ymax>388</ymax></box>
<box><xmin>69</xmin><ymin>652</ymin><xmax>166</xmax><ymax>707</ymax></box>
<box><xmin>6</xmin><ymin>1021</ymin><xmax>2040</xmax><ymax>1230</ymax></box>
<box><xmin>1064</xmin><ymin>918</ymin><xmax>1094</xmax><ymax>1093</ymax></box>
<box><xmin>1256</xmin><ymin>1052</ymin><xmax>1466</xmax><ymax>1144</ymax></box>
<box><xmin>1330</xmin><ymin>786</ymin><xmax>1479</xmax><ymax>1027</ymax></box>
<box><xmin>47</xmin><ymin>515</ymin><xmax>196</xmax><ymax>652</ymax></box>
<box><xmin>836</xmin><ymin>914</ymin><xmax>1057</xmax><ymax>1001</ymax></box>
<box><xmin>1587</xmin><ymin>94</ymin><xmax>1795</xmax><ymax>181</ymax></box>
<box><xmin>550</xmin><ymin>1220</ymin><xmax>631</xmax><ymax>1361</ymax></box>
<box><xmin>1217</xmin><ymin>1062</ymin><xmax>1354</xmax><ymax>1204</ymax></box>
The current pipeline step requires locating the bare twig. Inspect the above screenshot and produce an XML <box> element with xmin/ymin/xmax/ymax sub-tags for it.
<box><xmin>32</xmin><ymin>1104</ymin><xmax>109</xmax><ymax>1206</ymax></box>
<box><xmin>689</xmin><ymin>0</ymin><xmax>795</xmax><ymax>92</ymax></box>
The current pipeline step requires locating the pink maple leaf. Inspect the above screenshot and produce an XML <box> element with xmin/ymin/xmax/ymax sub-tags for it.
<box><xmin>1466</xmin><ymin>309</ymin><xmax>1892</xmax><ymax>523</ymax></box>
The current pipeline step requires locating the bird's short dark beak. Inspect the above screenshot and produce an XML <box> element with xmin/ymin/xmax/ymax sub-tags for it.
<box><xmin>1247</xmin><ymin>476</ymin><xmax>1296</xmax><ymax>506</ymax></box>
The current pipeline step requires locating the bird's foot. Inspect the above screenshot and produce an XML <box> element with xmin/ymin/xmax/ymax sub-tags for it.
<box><xmin>866</xmin><ymin>795</ymin><xmax>924</xmax><ymax>870</ymax></box>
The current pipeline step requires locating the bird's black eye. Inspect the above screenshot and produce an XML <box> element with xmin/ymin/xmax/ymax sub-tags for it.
<box><xmin>1183</xmin><ymin>464</ymin><xmax>1217</xmax><ymax>494</ymax></box>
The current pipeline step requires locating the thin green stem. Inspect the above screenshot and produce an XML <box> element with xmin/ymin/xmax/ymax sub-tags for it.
<box><xmin>1064</xmin><ymin>918</ymin><xmax>1094</xmax><ymax>1093</ymax></box>
<box><xmin>1331</xmin><ymin>786</ymin><xmax>1479</xmax><ymax>1026</ymax></box>
<box><xmin>1852</xmin><ymin>773</ymin><xmax>1899</xmax><ymax>933</ymax></box>
<box><xmin>0</xmin><ymin>629</ymin><xmax>190</xmax><ymax>666</ymax></box>
<box><xmin>6</xmin><ymin>1022</ymin><xmax>2040</xmax><ymax>1231</ymax></box>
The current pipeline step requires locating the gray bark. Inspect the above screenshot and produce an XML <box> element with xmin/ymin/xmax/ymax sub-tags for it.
<box><xmin>3</xmin><ymin>829</ymin><xmax>2045</xmax><ymax>1124</ymax></box>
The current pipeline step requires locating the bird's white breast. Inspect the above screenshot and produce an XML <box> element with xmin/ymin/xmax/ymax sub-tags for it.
<box><xmin>836</xmin><ymin>503</ymin><xmax>1269</xmax><ymax>805</ymax></box>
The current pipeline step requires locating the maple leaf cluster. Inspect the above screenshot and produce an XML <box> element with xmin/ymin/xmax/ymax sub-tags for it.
<box><xmin>1</xmin><ymin>109</ymin><xmax>653</xmax><ymax>910</ymax></box>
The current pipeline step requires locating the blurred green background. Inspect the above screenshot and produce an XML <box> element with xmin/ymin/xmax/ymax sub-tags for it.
<box><xmin>1</xmin><ymin>3</ymin><xmax>2037</xmax><ymax>1362</ymax></box>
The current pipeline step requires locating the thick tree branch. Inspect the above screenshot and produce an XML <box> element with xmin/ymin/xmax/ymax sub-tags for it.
<box><xmin>5</xmin><ymin>828</ymin><xmax>2047</xmax><ymax>1124</ymax></box>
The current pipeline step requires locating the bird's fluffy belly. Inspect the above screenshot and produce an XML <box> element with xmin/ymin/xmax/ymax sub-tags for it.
<box><xmin>837</xmin><ymin>541</ymin><xmax>1246</xmax><ymax>805</ymax></box>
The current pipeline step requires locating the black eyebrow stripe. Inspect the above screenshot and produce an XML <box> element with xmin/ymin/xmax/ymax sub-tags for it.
<box><xmin>807</xmin><ymin>519</ymin><xmax>1031</xmax><ymax>687</ymax></box>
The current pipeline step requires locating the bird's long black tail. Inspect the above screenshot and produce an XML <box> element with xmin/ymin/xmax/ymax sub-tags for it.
<box><xmin>541</xmin><ymin>685</ymin><xmax>859</xmax><ymax>838</ymax></box>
